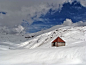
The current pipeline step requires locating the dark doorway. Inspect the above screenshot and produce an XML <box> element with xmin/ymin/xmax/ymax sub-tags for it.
<box><xmin>52</xmin><ymin>42</ymin><xmax>55</xmax><ymax>46</ymax></box>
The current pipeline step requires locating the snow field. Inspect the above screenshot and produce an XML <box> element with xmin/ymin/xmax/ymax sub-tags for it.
<box><xmin>0</xmin><ymin>43</ymin><xmax>86</xmax><ymax>65</ymax></box>
<box><xmin>0</xmin><ymin>26</ymin><xmax>86</xmax><ymax>65</ymax></box>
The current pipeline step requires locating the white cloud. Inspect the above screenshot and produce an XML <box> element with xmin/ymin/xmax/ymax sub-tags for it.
<box><xmin>0</xmin><ymin>18</ymin><xmax>86</xmax><ymax>34</ymax></box>
<box><xmin>78</xmin><ymin>0</ymin><xmax>86</xmax><ymax>7</ymax></box>
<box><xmin>0</xmin><ymin>25</ymin><xmax>25</xmax><ymax>34</ymax></box>
<box><xmin>73</xmin><ymin>21</ymin><xmax>86</xmax><ymax>26</ymax></box>
<box><xmin>63</xmin><ymin>19</ymin><xmax>73</xmax><ymax>26</ymax></box>
<box><xmin>0</xmin><ymin>0</ymin><xmax>86</xmax><ymax>27</ymax></box>
<box><xmin>0</xmin><ymin>0</ymin><xmax>86</xmax><ymax>34</ymax></box>
<box><xmin>15</xmin><ymin>25</ymin><xmax>24</xmax><ymax>33</ymax></box>
<box><xmin>0</xmin><ymin>0</ymin><xmax>67</xmax><ymax>27</ymax></box>
<box><xmin>63</xmin><ymin>19</ymin><xmax>86</xmax><ymax>26</ymax></box>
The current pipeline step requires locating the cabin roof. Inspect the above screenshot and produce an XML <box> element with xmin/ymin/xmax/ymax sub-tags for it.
<box><xmin>52</xmin><ymin>37</ymin><xmax>65</xmax><ymax>43</ymax></box>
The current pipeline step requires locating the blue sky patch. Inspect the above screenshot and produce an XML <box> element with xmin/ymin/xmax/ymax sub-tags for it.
<box><xmin>22</xmin><ymin>1</ymin><xmax>86</xmax><ymax>33</ymax></box>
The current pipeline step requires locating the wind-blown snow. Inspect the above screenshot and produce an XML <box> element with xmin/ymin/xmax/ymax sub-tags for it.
<box><xmin>0</xmin><ymin>26</ymin><xmax>86</xmax><ymax>65</ymax></box>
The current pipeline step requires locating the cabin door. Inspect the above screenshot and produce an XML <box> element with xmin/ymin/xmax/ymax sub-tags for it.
<box><xmin>52</xmin><ymin>42</ymin><xmax>55</xmax><ymax>46</ymax></box>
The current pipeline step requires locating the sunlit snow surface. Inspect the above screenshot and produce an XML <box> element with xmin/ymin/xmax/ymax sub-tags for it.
<box><xmin>0</xmin><ymin>26</ymin><xmax>86</xmax><ymax>65</ymax></box>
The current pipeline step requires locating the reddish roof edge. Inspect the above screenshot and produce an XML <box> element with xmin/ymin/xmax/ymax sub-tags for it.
<box><xmin>52</xmin><ymin>37</ymin><xmax>65</xmax><ymax>43</ymax></box>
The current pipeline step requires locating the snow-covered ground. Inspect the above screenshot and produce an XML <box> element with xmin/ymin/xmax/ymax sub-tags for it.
<box><xmin>0</xmin><ymin>26</ymin><xmax>86</xmax><ymax>65</ymax></box>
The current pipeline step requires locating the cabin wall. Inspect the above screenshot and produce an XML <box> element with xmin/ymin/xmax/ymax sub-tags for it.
<box><xmin>52</xmin><ymin>42</ymin><xmax>65</xmax><ymax>47</ymax></box>
<box><xmin>52</xmin><ymin>42</ymin><xmax>55</xmax><ymax>46</ymax></box>
<box><xmin>57</xmin><ymin>42</ymin><xmax>65</xmax><ymax>47</ymax></box>
<box><xmin>55</xmin><ymin>42</ymin><xmax>58</xmax><ymax>46</ymax></box>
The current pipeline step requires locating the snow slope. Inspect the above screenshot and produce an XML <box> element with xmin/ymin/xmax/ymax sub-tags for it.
<box><xmin>0</xmin><ymin>26</ymin><xmax>86</xmax><ymax>65</ymax></box>
<box><xmin>19</xmin><ymin>26</ymin><xmax>86</xmax><ymax>49</ymax></box>
<box><xmin>0</xmin><ymin>34</ymin><xmax>28</xmax><ymax>50</ymax></box>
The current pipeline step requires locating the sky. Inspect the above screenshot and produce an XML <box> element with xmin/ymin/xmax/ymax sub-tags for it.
<box><xmin>0</xmin><ymin>0</ymin><xmax>86</xmax><ymax>33</ymax></box>
<box><xmin>0</xmin><ymin>0</ymin><xmax>66</xmax><ymax>27</ymax></box>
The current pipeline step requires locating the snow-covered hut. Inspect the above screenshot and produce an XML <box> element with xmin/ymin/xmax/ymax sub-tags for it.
<box><xmin>52</xmin><ymin>37</ymin><xmax>65</xmax><ymax>47</ymax></box>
